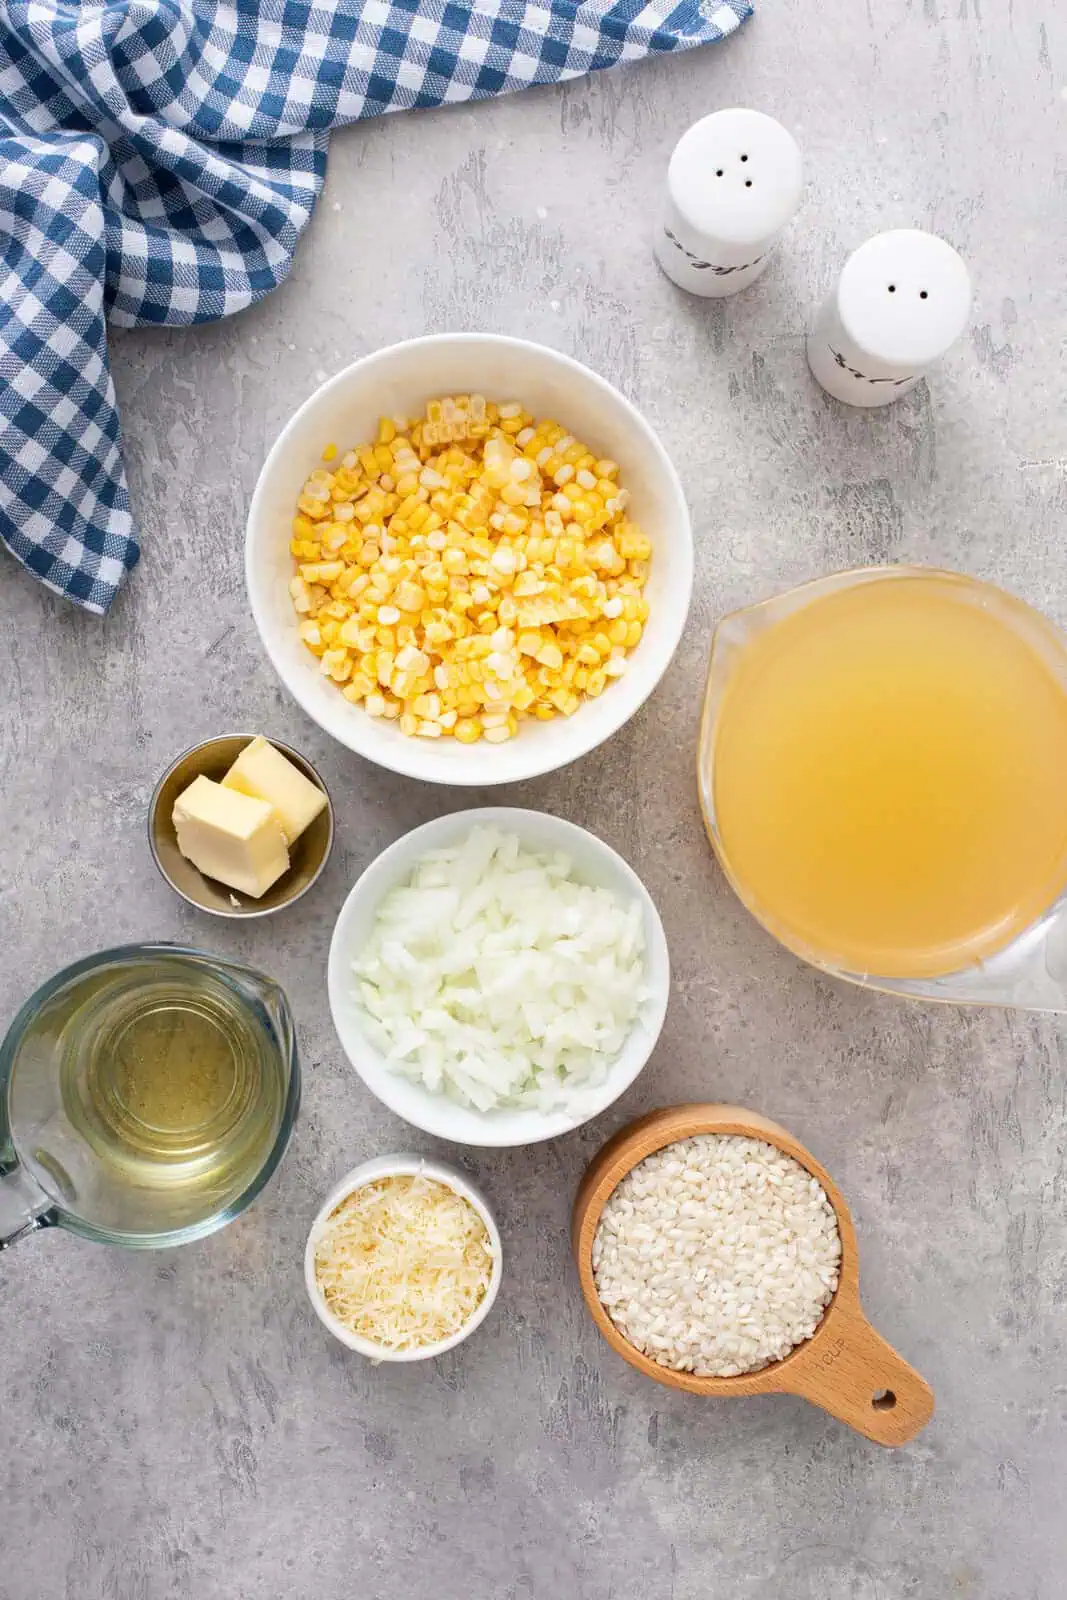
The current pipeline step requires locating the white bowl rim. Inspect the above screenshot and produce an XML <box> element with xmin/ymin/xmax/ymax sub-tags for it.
<box><xmin>245</xmin><ymin>331</ymin><xmax>693</xmax><ymax>786</ymax></box>
<box><xmin>304</xmin><ymin>1152</ymin><xmax>504</xmax><ymax>1361</ymax></box>
<box><xmin>327</xmin><ymin>806</ymin><xmax>671</xmax><ymax>1147</ymax></box>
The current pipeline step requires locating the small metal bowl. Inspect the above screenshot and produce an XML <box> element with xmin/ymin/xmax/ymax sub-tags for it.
<box><xmin>149</xmin><ymin>734</ymin><xmax>334</xmax><ymax>919</ymax></box>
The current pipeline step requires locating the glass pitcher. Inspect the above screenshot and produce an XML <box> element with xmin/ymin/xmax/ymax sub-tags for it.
<box><xmin>698</xmin><ymin>567</ymin><xmax>1067</xmax><ymax>1010</ymax></box>
<box><xmin>0</xmin><ymin>944</ymin><xmax>300</xmax><ymax>1249</ymax></box>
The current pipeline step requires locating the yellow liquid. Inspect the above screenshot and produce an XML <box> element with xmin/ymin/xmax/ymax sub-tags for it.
<box><xmin>711</xmin><ymin>573</ymin><xmax>1067</xmax><ymax>978</ymax></box>
<box><xmin>21</xmin><ymin>958</ymin><xmax>288</xmax><ymax>1237</ymax></box>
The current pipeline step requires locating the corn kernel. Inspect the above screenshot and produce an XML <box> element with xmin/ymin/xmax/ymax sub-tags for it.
<box><xmin>300</xmin><ymin>560</ymin><xmax>344</xmax><ymax>584</ymax></box>
<box><xmin>394</xmin><ymin>581</ymin><xmax>426</xmax><ymax>613</ymax></box>
<box><xmin>490</xmin><ymin>546</ymin><xmax>518</xmax><ymax>577</ymax></box>
<box><xmin>396</xmin><ymin>644</ymin><xmax>430</xmax><ymax>674</ymax></box>
<box><xmin>321</xmin><ymin>649</ymin><xmax>352</xmax><ymax>682</ymax></box>
<box><xmin>346</xmin><ymin>670</ymin><xmax>375</xmax><ymax>700</ymax></box>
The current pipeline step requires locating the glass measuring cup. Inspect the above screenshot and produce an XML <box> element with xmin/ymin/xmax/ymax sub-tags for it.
<box><xmin>0</xmin><ymin>945</ymin><xmax>300</xmax><ymax>1249</ymax></box>
<box><xmin>698</xmin><ymin>567</ymin><xmax>1067</xmax><ymax>1010</ymax></box>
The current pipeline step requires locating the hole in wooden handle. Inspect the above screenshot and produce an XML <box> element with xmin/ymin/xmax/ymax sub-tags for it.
<box><xmin>775</xmin><ymin>1311</ymin><xmax>933</xmax><ymax>1447</ymax></box>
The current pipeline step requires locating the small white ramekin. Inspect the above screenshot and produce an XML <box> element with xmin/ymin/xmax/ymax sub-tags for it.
<box><xmin>304</xmin><ymin>1154</ymin><xmax>503</xmax><ymax>1361</ymax></box>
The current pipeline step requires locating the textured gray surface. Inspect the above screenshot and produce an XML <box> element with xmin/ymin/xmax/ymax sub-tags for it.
<box><xmin>2</xmin><ymin>3</ymin><xmax>1067</xmax><ymax>1597</ymax></box>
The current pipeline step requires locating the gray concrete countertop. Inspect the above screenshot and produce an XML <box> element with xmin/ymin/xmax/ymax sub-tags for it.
<box><xmin>2</xmin><ymin>4</ymin><xmax>1066</xmax><ymax>1596</ymax></box>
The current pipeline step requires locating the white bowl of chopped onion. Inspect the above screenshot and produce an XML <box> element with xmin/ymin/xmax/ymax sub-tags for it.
<box><xmin>245</xmin><ymin>333</ymin><xmax>692</xmax><ymax>785</ymax></box>
<box><xmin>305</xmin><ymin>1154</ymin><xmax>503</xmax><ymax>1360</ymax></box>
<box><xmin>327</xmin><ymin>808</ymin><xmax>670</xmax><ymax>1146</ymax></box>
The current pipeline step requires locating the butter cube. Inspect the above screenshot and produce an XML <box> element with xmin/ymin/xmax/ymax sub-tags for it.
<box><xmin>172</xmin><ymin>775</ymin><xmax>289</xmax><ymax>898</ymax></box>
<box><xmin>221</xmin><ymin>737</ymin><xmax>327</xmax><ymax>846</ymax></box>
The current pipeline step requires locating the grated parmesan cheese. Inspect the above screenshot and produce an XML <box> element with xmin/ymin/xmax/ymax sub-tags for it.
<box><xmin>313</xmin><ymin>1174</ymin><xmax>495</xmax><ymax>1351</ymax></box>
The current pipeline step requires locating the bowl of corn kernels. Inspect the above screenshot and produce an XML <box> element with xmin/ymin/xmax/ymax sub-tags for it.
<box><xmin>246</xmin><ymin>334</ymin><xmax>693</xmax><ymax>784</ymax></box>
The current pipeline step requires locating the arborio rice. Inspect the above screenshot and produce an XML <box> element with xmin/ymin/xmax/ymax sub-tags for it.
<box><xmin>591</xmin><ymin>1134</ymin><xmax>842</xmax><ymax>1377</ymax></box>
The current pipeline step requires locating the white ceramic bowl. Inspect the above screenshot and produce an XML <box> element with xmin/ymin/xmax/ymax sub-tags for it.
<box><xmin>246</xmin><ymin>333</ymin><xmax>693</xmax><ymax>786</ymax></box>
<box><xmin>327</xmin><ymin>807</ymin><xmax>671</xmax><ymax>1147</ymax></box>
<box><xmin>304</xmin><ymin>1153</ymin><xmax>503</xmax><ymax>1361</ymax></box>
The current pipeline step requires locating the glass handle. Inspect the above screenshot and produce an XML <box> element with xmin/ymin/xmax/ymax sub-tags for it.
<box><xmin>696</xmin><ymin>646</ymin><xmax>718</xmax><ymax>840</ymax></box>
<box><xmin>0</xmin><ymin>1158</ymin><xmax>53</xmax><ymax>1249</ymax></box>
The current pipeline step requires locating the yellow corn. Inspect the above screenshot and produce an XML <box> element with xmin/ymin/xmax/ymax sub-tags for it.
<box><xmin>285</xmin><ymin>396</ymin><xmax>650</xmax><ymax>742</ymax></box>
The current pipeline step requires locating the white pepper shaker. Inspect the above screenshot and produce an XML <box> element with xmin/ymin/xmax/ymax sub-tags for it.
<box><xmin>654</xmin><ymin>109</ymin><xmax>803</xmax><ymax>298</ymax></box>
<box><xmin>807</xmin><ymin>229</ymin><xmax>972</xmax><ymax>406</ymax></box>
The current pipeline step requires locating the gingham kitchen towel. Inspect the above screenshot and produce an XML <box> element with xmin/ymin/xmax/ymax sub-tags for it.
<box><xmin>0</xmin><ymin>0</ymin><xmax>750</xmax><ymax>613</ymax></box>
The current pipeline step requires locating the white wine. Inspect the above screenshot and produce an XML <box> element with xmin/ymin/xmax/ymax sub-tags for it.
<box><xmin>14</xmin><ymin>954</ymin><xmax>289</xmax><ymax>1237</ymax></box>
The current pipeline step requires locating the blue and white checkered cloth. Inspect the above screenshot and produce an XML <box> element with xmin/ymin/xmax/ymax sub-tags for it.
<box><xmin>0</xmin><ymin>0</ymin><xmax>749</xmax><ymax>613</ymax></box>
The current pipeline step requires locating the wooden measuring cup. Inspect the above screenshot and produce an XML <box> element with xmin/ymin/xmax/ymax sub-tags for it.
<box><xmin>572</xmin><ymin>1105</ymin><xmax>934</xmax><ymax>1446</ymax></box>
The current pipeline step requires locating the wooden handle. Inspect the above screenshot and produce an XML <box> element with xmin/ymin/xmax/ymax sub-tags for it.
<box><xmin>776</xmin><ymin>1306</ymin><xmax>934</xmax><ymax>1446</ymax></box>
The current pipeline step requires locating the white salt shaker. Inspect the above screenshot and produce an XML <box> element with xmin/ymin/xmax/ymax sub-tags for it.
<box><xmin>807</xmin><ymin>229</ymin><xmax>972</xmax><ymax>406</ymax></box>
<box><xmin>654</xmin><ymin>109</ymin><xmax>803</xmax><ymax>298</ymax></box>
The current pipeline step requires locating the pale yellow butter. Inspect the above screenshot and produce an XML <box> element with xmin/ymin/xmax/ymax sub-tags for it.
<box><xmin>172</xmin><ymin>775</ymin><xmax>289</xmax><ymax>898</ymax></box>
<box><xmin>221</xmin><ymin>737</ymin><xmax>326</xmax><ymax>845</ymax></box>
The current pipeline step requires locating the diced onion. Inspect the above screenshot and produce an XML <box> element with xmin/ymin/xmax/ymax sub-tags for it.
<box><xmin>352</xmin><ymin>826</ymin><xmax>648</xmax><ymax>1115</ymax></box>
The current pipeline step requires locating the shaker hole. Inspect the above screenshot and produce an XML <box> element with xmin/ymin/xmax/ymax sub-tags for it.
<box><xmin>744</xmin><ymin>180</ymin><xmax>753</xmax><ymax>188</ymax></box>
<box><xmin>715</xmin><ymin>169</ymin><xmax>724</xmax><ymax>178</ymax></box>
<box><xmin>887</xmin><ymin>284</ymin><xmax>896</xmax><ymax>293</ymax></box>
<box><xmin>920</xmin><ymin>290</ymin><xmax>929</xmax><ymax>299</ymax></box>
<box><xmin>740</xmin><ymin>153</ymin><xmax>749</xmax><ymax>162</ymax></box>
<box><xmin>871</xmin><ymin>1389</ymin><xmax>897</xmax><ymax>1411</ymax></box>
